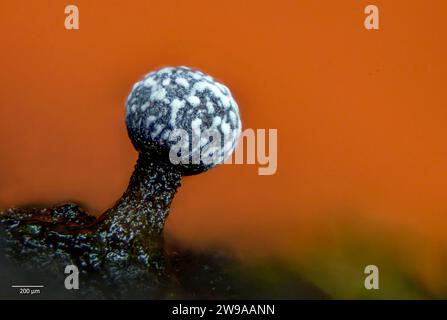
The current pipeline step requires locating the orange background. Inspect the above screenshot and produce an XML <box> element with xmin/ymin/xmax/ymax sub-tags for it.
<box><xmin>1</xmin><ymin>1</ymin><xmax>447</xmax><ymax>294</ymax></box>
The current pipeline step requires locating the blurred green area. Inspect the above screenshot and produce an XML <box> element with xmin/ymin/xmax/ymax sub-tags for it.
<box><xmin>237</xmin><ymin>221</ymin><xmax>447</xmax><ymax>299</ymax></box>
<box><xmin>210</xmin><ymin>212</ymin><xmax>447</xmax><ymax>300</ymax></box>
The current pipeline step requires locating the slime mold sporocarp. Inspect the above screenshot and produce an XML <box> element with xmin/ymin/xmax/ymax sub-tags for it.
<box><xmin>0</xmin><ymin>66</ymin><xmax>327</xmax><ymax>300</ymax></box>
<box><xmin>0</xmin><ymin>66</ymin><xmax>242</xmax><ymax>298</ymax></box>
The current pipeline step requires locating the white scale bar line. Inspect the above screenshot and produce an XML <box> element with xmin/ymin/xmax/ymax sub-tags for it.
<box><xmin>11</xmin><ymin>285</ymin><xmax>44</xmax><ymax>288</ymax></box>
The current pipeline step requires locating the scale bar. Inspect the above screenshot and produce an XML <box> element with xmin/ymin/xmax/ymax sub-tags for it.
<box><xmin>11</xmin><ymin>285</ymin><xmax>44</xmax><ymax>288</ymax></box>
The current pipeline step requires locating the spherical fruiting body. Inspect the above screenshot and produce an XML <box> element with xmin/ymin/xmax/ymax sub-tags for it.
<box><xmin>126</xmin><ymin>66</ymin><xmax>242</xmax><ymax>175</ymax></box>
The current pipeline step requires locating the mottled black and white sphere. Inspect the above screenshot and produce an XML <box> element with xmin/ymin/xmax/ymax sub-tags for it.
<box><xmin>126</xmin><ymin>66</ymin><xmax>242</xmax><ymax>175</ymax></box>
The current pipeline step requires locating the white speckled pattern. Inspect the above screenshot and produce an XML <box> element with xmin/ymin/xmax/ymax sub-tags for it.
<box><xmin>126</xmin><ymin>66</ymin><xmax>242</xmax><ymax>172</ymax></box>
